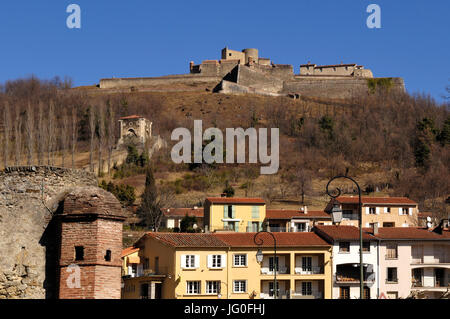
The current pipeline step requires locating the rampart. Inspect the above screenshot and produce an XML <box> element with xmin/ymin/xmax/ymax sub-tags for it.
<box><xmin>99</xmin><ymin>74</ymin><xmax>221</xmax><ymax>89</ymax></box>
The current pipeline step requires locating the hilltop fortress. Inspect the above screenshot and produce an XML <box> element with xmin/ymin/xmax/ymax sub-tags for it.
<box><xmin>99</xmin><ymin>47</ymin><xmax>405</xmax><ymax>99</ymax></box>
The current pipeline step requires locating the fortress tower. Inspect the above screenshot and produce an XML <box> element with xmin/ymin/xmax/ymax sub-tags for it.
<box><xmin>117</xmin><ymin>115</ymin><xmax>152</xmax><ymax>146</ymax></box>
<box><xmin>57</xmin><ymin>187</ymin><xmax>126</xmax><ymax>299</ymax></box>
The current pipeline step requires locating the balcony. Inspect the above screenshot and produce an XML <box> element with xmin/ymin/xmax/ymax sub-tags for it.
<box><xmin>260</xmin><ymin>291</ymin><xmax>290</xmax><ymax>299</ymax></box>
<box><xmin>294</xmin><ymin>266</ymin><xmax>324</xmax><ymax>275</ymax></box>
<box><xmin>291</xmin><ymin>291</ymin><xmax>323</xmax><ymax>299</ymax></box>
<box><xmin>268</xmin><ymin>226</ymin><xmax>287</xmax><ymax>232</ymax></box>
<box><xmin>261</xmin><ymin>266</ymin><xmax>288</xmax><ymax>275</ymax></box>
<box><xmin>334</xmin><ymin>273</ymin><xmax>375</xmax><ymax>284</ymax></box>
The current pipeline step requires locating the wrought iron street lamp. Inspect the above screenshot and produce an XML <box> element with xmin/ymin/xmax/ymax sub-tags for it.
<box><xmin>254</xmin><ymin>231</ymin><xmax>278</xmax><ymax>299</ymax></box>
<box><xmin>326</xmin><ymin>175</ymin><xmax>364</xmax><ymax>299</ymax></box>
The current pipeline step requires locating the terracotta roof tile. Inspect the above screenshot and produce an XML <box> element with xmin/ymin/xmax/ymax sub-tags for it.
<box><xmin>363</xmin><ymin>227</ymin><xmax>450</xmax><ymax>240</ymax></box>
<box><xmin>213</xmin><ymin>232</ymin><xmax>330</xmax><ymax>247</ymax></box>
<box><xmin>121</xmin><ymin>247</ymin><xmax>139</xmax><ymax>258</ymax></box>
<box><xmin>162</xmin><ymin>207</ymin><xmax>204</xmax><ymax>218</ymax></box>
<box><xmin>205</xmin><ymin>197</ymin><xmax>265</xmax><ymax>205</ymax></box>
<box><xmin>313</xmin><ymin>225</ymin><xmax>377</xmax><ymax>241</ymax></box>
<box><xmin>119</xmin><ymin>115</ymin><xmax>142</xmax><ymax>120</ymax></box>
<box><xmin>145</xmin><ymin>233</ymin><xmax>228</xmax><ymax>248</ymax></box>
<box><xmin>266</xmin><ymin>209</ymin><xmax>330</xmax><ymax>220</ymax></box>
<box><xmin>335</xmin><ymin>196</ymin><xmax>417</xmax><ymax>205</ymax></box>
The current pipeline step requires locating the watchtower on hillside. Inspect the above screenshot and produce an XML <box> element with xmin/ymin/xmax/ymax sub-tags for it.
<box><xmin>117</xmin><ymin>115</ymin><xmax>152</xmax><ymax>146</ymax></box>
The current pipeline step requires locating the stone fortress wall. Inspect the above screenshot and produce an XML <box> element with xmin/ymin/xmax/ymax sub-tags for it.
<box><xmin>0</xmin><ymin>166</ymin><xmax>124</xmax><ymax>299</ymax></box>
<box><xmin>98</xmin><ymin>47</ymin><xmax>405</xmax><ymax>99</ymax></box>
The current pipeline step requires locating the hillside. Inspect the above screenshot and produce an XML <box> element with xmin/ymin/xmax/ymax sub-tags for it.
<box><xmin>0</xmin><ymin>77</ymin><xmax>449</xmax><ymax>226</ymax></box>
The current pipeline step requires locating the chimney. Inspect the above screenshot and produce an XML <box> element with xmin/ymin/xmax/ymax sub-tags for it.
<box><xmin>189</xmin><ymin>61</ymin><xmax>194</xmax><ymax>71</ymax></box>
<box><xmin>304</xmin><ymin>206</ymin><xmax>308</xmax><ymax>214</ymax></box>
<box><xmin>372</xmin><ymin>223</ymin><xmax>378</xmax><ymax>235</ymax></box>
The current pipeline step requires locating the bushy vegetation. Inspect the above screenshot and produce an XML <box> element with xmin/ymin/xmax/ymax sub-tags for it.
<box><xmin>99</xmin><ymin>180</ymin><xmax>136</xmax><ymax>206</ymax></box>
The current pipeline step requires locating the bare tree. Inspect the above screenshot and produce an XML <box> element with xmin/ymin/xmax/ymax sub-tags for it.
<box><xmin>3</xmin><ymin>102</ymin><xmax>12</xmax><ymax>168</ymax></box>
<box><xmin>106</xmin><ymin>104</ymin><xmax>115</xmax><ymax>175</ymax></box>
<box><xmin>89</xmin><ymin>106</ymin><xmax>95</xmax><ymax>172</ymax></box>
<box><xmin>97</xmin><ymin>104</ymin><xmax>105</xmax><ymax>176</ymax></box>
<box><xmin>14</xmin><ymin>108</ymin><xmax>22</xmax><ymax>166</ymax></box>
<box><xmin>25</xmin><ymin>102</ymin><xmax>34</xmax><ymax>165</ymax></box>
<box><xmin>37</xmin><ymin>102</ymin><xmax>45</xmax><ymax>165</ymax></box>
<box><xmin>47</xmin><ymin>101</ymin><xmax>56</xmax><ymax>165</ymax></box>
<box><xmin>60</xmin><ymin>109</ymin><xmax>69</xmax><ymax>167</ymax></box>
<box><xmin>294</xmin><ymin>168</ymin><xmax>313</xmax><ymax>204</ymax></box>
<box><xmin>71</xmin><ymin>107</ymin><xmax>78</xmax><ymax>168</ymax></box>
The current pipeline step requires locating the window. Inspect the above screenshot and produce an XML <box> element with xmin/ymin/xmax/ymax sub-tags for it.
<box><xmin>297</xmin><ymin>223</ymin><xmax>307</xmax><ymax>232</ymax></box>
<box><xmin>302</xmin><ymin>256</ymin><xmax>312</xmax><ymax>272</ymax></box>
<box><xmin>233</xmin><ymin>254</ymin><xmax>247</xmax><ymax>267</ymax></box>
<box><xmin>340</xmin><ymin>286</ymin><xmax>350</xmax><ymax>299</ymax></box>
<box><xmin>104</xmin><ymin>249</ymin><xmax>111</xmax><ymax>262</ymax></box>
<box><xmin>269</xmin><ymin>281</ymin><xmax>280</xmax><ymax>297</ymax></box>
<box><xmin>251</xmin><ymin>206</ymin><xmax>259</xmax><ymax>219</ymax></box>
<box><xmin>154</xmin><ymin>257</ymin><xmax>159</xmax><ymax>273</ymax></box>
<box><xmin>186</xmin><ymin>281</ymin><xmax>200</xmax><ymax>295</ymax></box>
<box><xmin>206</xmin><ymin>281</ymin><xmax>220</xmax><ymax>294</ymax></box>
<box><xmin>227</xmin><ymin>205</ymin><xmax>233</xmax><ymax>218</ymax></box>
<box><xmin>301</xmin><ymin>282</ymin><xmax>312</xmax><ymax>295</ymax></box>
<box><xmin>75</xmin><ymin>246</ymin><xmax>84</xmax><ymax>261</ymax></box>
<box><xmin>184</xmin><ymin>255</ymin><xmax>196</xmax><ymax>269</ymax></box>
<box><xmin>369</xmin><ymin>207</ymin><xmax>376</xmax><ymax>214</ymax></box>
<box><xmin>251</xmin><ymin>222</ymin><xmax>259</xmax><ymax>232</ymax></box>
<box><xmin>210</xmin><ymin>255</ymin><xmax>222</xmax><ymax>268</ymax></box>
<box><xmin>339</xmin><ymin>242</ymin><xmax>350</xmax><ymax>253</ymax></box>
<box><xmin>386</xmin><ymin>207</ymin><xmax>391</xmax><ymax>213</ymax></box>
<box><xmin>140</xmin><ymin>283</ymin><xmax>149</xmax><ymax>299</ymax></box>
<box><xmin>269</xmin><ymin>256</ymin><xmax>279</xmax><ymax>271</ymax></box>
<box><xmin>383</xmin><ymin>222</ymin><xmax>395</xmax><ymax>227</ymax></box>
<box><xmin>401</xmin><ymin>208</ymin><xmax>408</xmax><ymax>215</ymax></box>
<box><xmin>363</xmin><ymin>242</ymin><xmax>370</xmax><ymax>252</ymax></box>
<box><xmin>343</xmin><ymin>210</ymin><xmax>353</xmax><ymax>219</ymax></box>
<box><xmin>386</xmin><ymin>244</ymin><xmax>398</xmax><ymax>259</ymax></box>
<box><xmin>233</xmin><ymin>280</ymin><xmax>247</xmax><ymax>293</ymax></box>
<box><xmin>144</xmin><ymin>258</ymin><xmax>149</xmax><ymax>269</ymax></box>
<box><xmin>363</xmin><ymin>287</ymin><xmax>370</xmax><ymax>299</ymax></box>
<box><xmin>387</xmin><ymin>267</ymin><xmax>398</xmax><ymax>283</ymax></box>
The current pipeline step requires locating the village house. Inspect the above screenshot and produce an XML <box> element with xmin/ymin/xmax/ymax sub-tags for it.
<box><xmin>160</xmin><ymin>207</ymin><xmax>204</xmax><ymax>230</ymax></box>
<box><xmin>121</xmin><ymin>232</ymin><xmax>332</xmax><ymax>299</ymax></box>
<box><xmin>367</xmin><ymin>222</ymin><xmax>450</xmax><ymax>299</ymax></box>
<box><xmin>265</xmin><ymin>207</ymin><xmax>332</xmax><ymax>232</ymax></box>
<box><xmin>325</xmin><ymin>196</ymin><xmax>419</xmax><ymax>228</ymax></box>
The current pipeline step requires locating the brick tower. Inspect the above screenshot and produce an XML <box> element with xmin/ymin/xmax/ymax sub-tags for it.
<box><xmin>57</xmin><ymin>187</ymin><xmax>126</xmax><ymax>299</ymax></box>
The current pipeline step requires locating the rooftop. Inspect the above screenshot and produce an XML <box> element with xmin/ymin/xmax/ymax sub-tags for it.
<box><xmin>162</xmin><ymin>207</ymin><xmax>204</xmax><ymax>218</ymax></box>
<box><xmin>333</xmin><ymin>196</ymin><xmax>417</xmax><ymax>205</ymax></box>
<box><xmin>266</xmin><ymin>209</ymin><xmax>330</xmax><ymax>220</ymax></box>
<box><xmin>313</xmin><ymin>225</ymin><xmax>377</xmax><ymax>241</ymax></box>
<box><xmin>364</xmin><ymin>227</ymin><xmax>450</xmax><ymax>240</ymax></box>
<box><xmin>121</xmin><ymin>246</ymin><xmax>139</xmax><ymax>258</ymax></box>
<box><xmin>118</xmin><ymin>115</ymin><xmax>143</xmax><ymax>120</ymax></box>
<box><xmin>205</xmin><ymin>197</ymin><xmax>265</xmax><ymax>205</ymax></box>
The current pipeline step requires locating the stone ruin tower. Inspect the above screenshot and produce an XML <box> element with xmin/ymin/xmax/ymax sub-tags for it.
<box><xmin>0</xmin><ymin>166</ymin><xmax>125</xmax><ymax>299</ymax></box>
<box><xmin>57</xmin><ymin>187</ymin><xmax>126</xmax><ymax>299</ymax></box>
<box><xmin>117</xmin><ymin>115</ymin><xmax>152</xmax><ymax>146</ymax></box>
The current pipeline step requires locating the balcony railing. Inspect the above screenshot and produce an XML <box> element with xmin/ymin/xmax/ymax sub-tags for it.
<box><xmin>291</xmin><ymin>292</ymin><xmax>323</xmax><ymax>299</ymax></box>
<box><xmin>261</xmin><ymin>266</ymin><xmax>288</xmax><ymax>275</ymax></box>
<box><xmin>260</xmin><ymin>291</ymin><xmax>290</xmax><ymax>299</ymax></box>
<box><xmin>294</xmin><ymin>266</ymin><xmax>324</xmax><ymax>275</ymax></box>
<box><xmin>412</xmin><ymin>280</ymin><xmax>450</xmax><ymax>288</ymax></box>
<box><xmin>411</xmin><ymin>257</ymin><xmax>450</xmax><ymax>264</ymax></box>
<box><xmin>334</xmin><ymin>273</ymin><xmax>375</xmax><ymax>283</ymax></box>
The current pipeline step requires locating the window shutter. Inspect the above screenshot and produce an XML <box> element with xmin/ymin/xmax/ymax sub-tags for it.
<box><xmin>181</xmin><ymin>255</ymin><xmax>186</xmax><ymax>268</ymax></box>
<box><xmin>376</xmin><ymin>207</ymin><xmax>380</xmax><ymax>215</ymax></box>
<box><xmin>194</xmin><ymin>255</ymin><xmax>200</xmax><ymax>268</ymax></box>
<box><xmin>223</xmin><ymin>206</ymin><xmax>227</xmax><ymax>218</ymax></box>
<box><xmin>365</xmin><ymin>207</ymin><xmax>370</xmax><ymax>215</ymax></box>
<box><xmin>247</xmin><ymin>221</ymin><xmax>252</xmax><ymax>232</ymax></box>
<box><xmin>223</xmin><ymin>221</ymin><xmax>228</xmax><ymax>229</ymax></box>
<box><xmin>365</xmin><ymin>223</ymin><xmax>369</xmax><ymax>227</ymax></box>
<box><xmin>384</xmin><ymin>207</ymin><xmax>387</xmax><ymax>213</ymax></box>
<box><xmin>258</xmin><ymin>222</ymin><xmax>263</xmax><ymax>231</ymax></box>
<box><xmin>399</xmin><ymin>208</ymin><xmax>403</xmax><ymax>216</ymax></box>
<box><xmin>232</xmin><ymin>206</ymin><xmax>236</xmax><ymax>218</ymax></box>
<box><xmin>207</xmin><ymin>255</ymin><xmax>212</xmax><ymax>268</ymax></box>
<box><xmin>252</xmin><ymin>206</ymin><xmax>259</xmax><ymax>219</ymax></box>
<box><xmin>408</xmin><ymin>208</ymin><xmax>413</xmax><ymax>216</ymax></box>
<box><xmin>221</xmin><ymin>254</ymin><xmax>227</xmax><ymax>268</ymax></box>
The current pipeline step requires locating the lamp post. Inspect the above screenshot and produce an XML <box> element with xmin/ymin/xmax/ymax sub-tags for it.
<box><xmin>326</xmin><ymin>175</ymin><xmax>364</xmax><ymax>299</ymax></box>
<box><xmin>254</xmin><ymin>231</ymin><xmax>277</xmax><ymax>299</ymax></box>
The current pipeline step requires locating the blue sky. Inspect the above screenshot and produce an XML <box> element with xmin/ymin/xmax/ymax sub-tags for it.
<box><xmin>0</xmin><ymin>1</ymin><xmax>448</xmax><ymax>101</ymax></box>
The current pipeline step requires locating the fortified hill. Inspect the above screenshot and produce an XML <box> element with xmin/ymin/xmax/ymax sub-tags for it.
<box><xmin>99</xmin><ymin>47</ymin><xmax>405</xmax><ymax>99</ymax></box>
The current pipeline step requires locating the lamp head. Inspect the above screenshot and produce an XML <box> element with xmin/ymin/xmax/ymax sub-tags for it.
<box><xmin>256</xmin><ymin>248</ymin><xmax>264</xmax><ymax>263</ymax></box>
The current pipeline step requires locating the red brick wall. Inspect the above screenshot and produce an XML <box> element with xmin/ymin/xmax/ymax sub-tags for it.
<box><xmin>58</xmin><ymin>217</ymin><xmax>123</xmax><ymax>299</ymax></box>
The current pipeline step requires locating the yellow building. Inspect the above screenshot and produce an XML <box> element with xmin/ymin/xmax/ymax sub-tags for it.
<box><xmin>122</xmin><ymin>232</ymin><xmax>332</xmax><ymax>299</ymax></box>
<box><xmin>121</xmin><ymin>247</ymin><xmax>140</xmax><ymax>277</ymax></box>
<box><xmin>203</xmin><ymin>197</ymin><xmax>266</xmax><ymax>232</ymax></box>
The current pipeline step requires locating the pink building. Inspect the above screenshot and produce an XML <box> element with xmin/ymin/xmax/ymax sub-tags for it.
<box><xmin>366</xmin><ymin>223</ymin><xmax>450</xmax><ymax>299</ymax></box>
